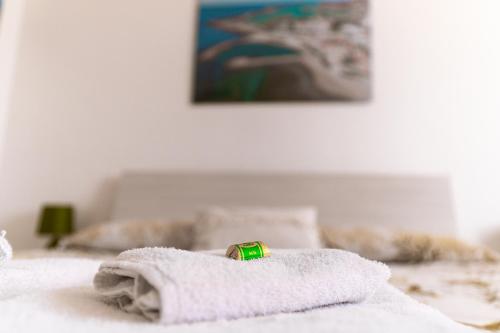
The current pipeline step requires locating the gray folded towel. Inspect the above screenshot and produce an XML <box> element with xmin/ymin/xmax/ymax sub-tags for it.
<box><xmin>94</xmin><ymin>248</ymin><xmax>390</xmax><ymax>325</ymax></box>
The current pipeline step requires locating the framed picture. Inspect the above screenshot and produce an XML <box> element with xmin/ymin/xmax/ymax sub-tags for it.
<box><xmin>193</xmin><ymin>0</ymin><xmax>371</xmax><ymax>103</ymax></box>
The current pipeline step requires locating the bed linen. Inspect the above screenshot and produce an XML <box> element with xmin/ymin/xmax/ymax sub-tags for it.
<box><xmin>390</xmin><ymin>261</ymin><xmax>500</xmax><ymax>331</ymax></box>
<box><xmin>1</xmin><ymin>251</ymin><xmax>477</xmax><ymax>333</ymax></box>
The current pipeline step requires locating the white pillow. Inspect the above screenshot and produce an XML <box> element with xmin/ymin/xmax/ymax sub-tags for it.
<box><xmin>61</xmin><ymin>219</ymin><xmax>194</xmax><ymax>252</ymax></box>
<box><xmin>192</xmin><ymin>207</ymin><xmax>321</xmax><ymax>250</ymax></box>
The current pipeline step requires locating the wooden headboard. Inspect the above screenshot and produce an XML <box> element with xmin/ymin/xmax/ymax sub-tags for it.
<box><xmin>111</xmin><ymin>172</ymin><xmax>456</xmax><ymax>235</ymax></box>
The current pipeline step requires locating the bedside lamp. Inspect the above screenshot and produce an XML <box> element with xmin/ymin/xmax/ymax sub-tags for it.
<box><xmin>37</xmin><ymin>205</ymin><xmax>74</xmax><ymax>248</ymax></box>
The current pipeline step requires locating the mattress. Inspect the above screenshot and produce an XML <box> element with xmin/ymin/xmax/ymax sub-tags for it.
<box><xmin>0</xmin><ymin>250</ymin><xmax>481</xmax><ymax>333</ymax></box>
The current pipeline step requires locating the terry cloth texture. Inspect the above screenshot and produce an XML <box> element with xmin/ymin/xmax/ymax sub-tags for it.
<box><xmin>94</xmin><ymin>248</ymin><xmax>390</xmax><ymax>325</ymax></box>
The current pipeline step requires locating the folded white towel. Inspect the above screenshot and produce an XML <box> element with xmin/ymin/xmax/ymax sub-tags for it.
<box><xmin>94</xmin><ymin>248</ymin><xmax>390</xmax><ymax>325</ymax></box>
<box><xmin>0</xmin><ymin>231</ymin><xmax>13</xmax><ymax>264</ymax></box>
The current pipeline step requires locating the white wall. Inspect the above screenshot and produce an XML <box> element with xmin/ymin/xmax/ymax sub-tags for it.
<box><xmin>0</xmin><ymin>0</ymin><xmax>499</xmax><ymax>249</ymax></box>
<box><xmin>0</xmin><ymin>0</ymin><xmax>25</xmax><ymax>234</ymax></box>
<box><xmin>449</xmin><ymin>1</ymin><xmax>500</xmax><ymax>247</ymax></box>
<box><xmin>0</xmin><ymin>0</ymin><xmax>24</xmax><ymax>170</ymax></box>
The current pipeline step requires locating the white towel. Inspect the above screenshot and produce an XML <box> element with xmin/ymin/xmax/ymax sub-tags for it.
<box><xmin>0</xmin><ymin>231</ymin><xmax>13</xmax><ymax>264</ymax></box>
<box><xmin>94</xmin><ymin>248</ymin><xmax>390</xmax><ymax>325</ymax></box>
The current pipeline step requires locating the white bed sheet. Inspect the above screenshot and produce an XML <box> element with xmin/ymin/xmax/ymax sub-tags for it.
<box><xmin>0</xmin><ymin>251</ymin><xmax>477</xmax><ymax>333</ymax></box>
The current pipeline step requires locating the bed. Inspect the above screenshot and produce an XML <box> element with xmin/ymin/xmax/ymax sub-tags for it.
<box><xmin>390</xmin><ymin>261</ymin><xmax>500</xmax><ymax>330</ymax></box>
<box><xmin>1</xmin><ymin>172</ymin><xmax>497</xmax><ymax>332</ymax></box>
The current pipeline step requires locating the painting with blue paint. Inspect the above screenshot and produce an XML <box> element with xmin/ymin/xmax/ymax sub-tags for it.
<box><xmin>193</xmin><ymin>0</ymin><xmax>371</xmax><ymax>103</ymax></box>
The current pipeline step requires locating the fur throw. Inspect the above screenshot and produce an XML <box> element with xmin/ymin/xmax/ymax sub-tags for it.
<box><xmin>321</xmin><ymin>226</ymin><xmax>499</xmax><ymax>263</ymax></box>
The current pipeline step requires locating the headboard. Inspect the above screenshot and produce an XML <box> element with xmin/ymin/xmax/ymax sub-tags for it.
<box><xmin>111</xmin><ymin>172</ymin><xmax>456</xmax><ymax>235</ymax></box>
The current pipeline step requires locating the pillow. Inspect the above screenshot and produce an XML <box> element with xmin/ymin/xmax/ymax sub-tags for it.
<box><xmin>61</xmin><ymin>219</ymin><xmax>195</xmax><ymax>252</ymax></box>
<box><xmin>320</xmin><ymin>225</ymin><xmax>499</xmax><ymax>263</ymax></box>
<box><xmin>192</xmin><ymin>207</ymin><xmax>321</xmax><ymax>250</ymax></box>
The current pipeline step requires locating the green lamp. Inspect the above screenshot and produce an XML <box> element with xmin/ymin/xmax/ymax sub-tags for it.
<box><xmin>37</xmin><ymin>205</ymin><xmax>74</xmax><ymax>248</ymax></box>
